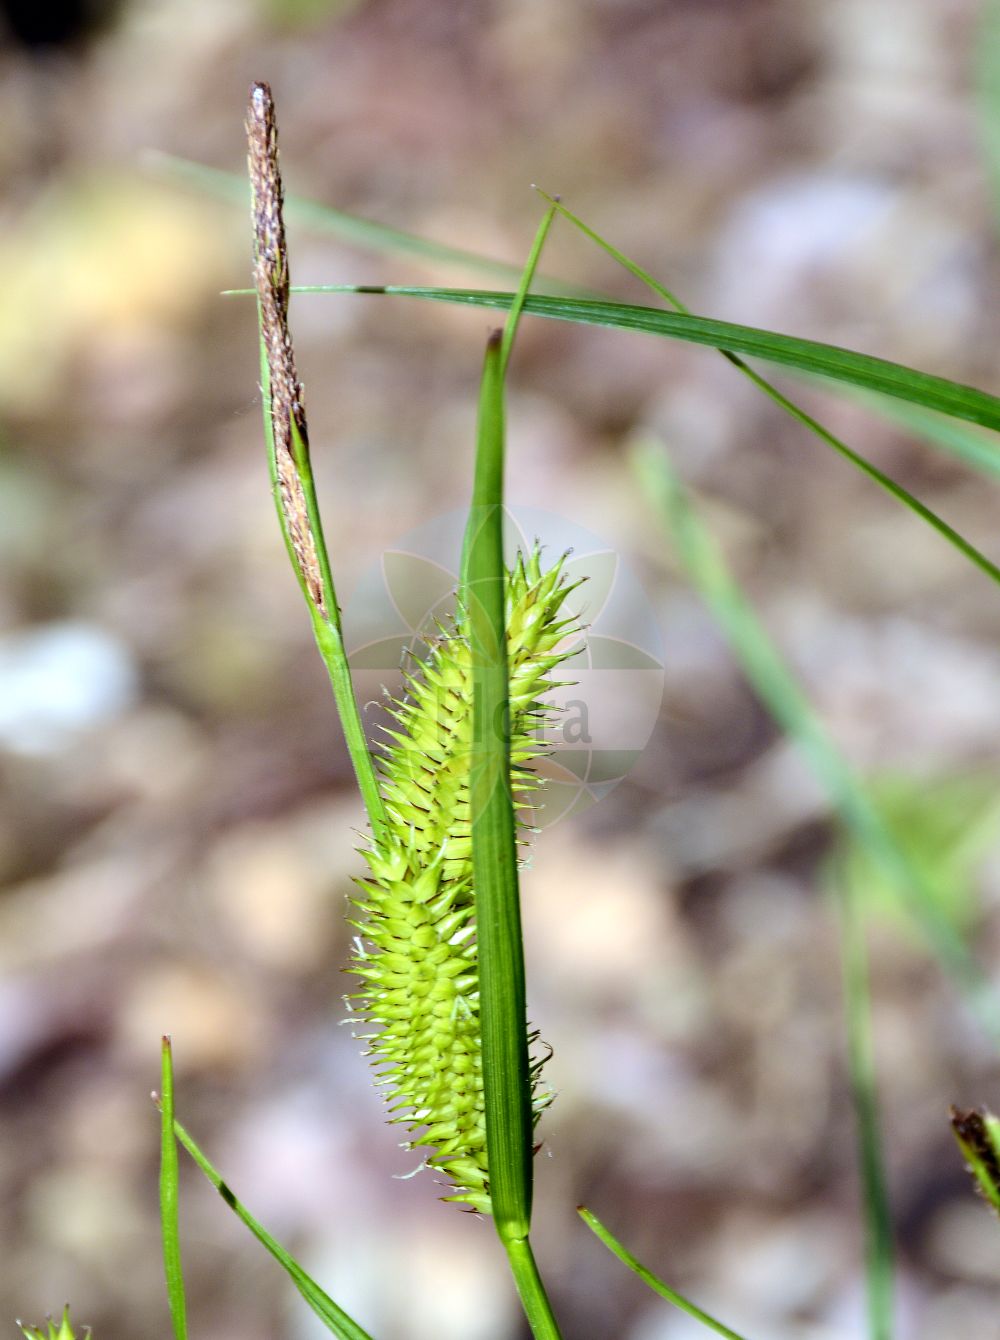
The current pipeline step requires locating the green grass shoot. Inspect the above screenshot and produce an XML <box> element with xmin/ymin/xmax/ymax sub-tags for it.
<box><xmin>832</xmin><ymin>859</ymin><xmax>895</xmax><ymax>1340</ymax></box>
<box><xmin>976</xmin><ymin>0</ymin><xmax>1000</xmax><ymax>221</ymax></box>
<box><xmin>170</xmin><ymin>1113</ymin><xmax>373</xmax><ymax>1340</ymax></box>
<box><xmin>578</xmin><ymin>1207</ymin><xmax>749</xmax><ymax>1340</ymax></box>
<box><xmin>532</xmin><ymin>191</ymin><xmax>1000</xmax><ymax>592</ymax></box>
<box><xmin>830</xmin><ymin>390</ymin><xmax>1000</xmax><ymax>483</ymax></box>
<box><xmin>460</xmin><ymin>205</ymin><xmax>558</xmax><ymax>1238</ymax></box>
<box><xmin>159</xmin><ymin>1036</ymin><xmax>188</xmax><ymax>1340</ymax></box>
<box><xmin>148</xmin><ymin>151</ymin><xmax>586</xmax><ymax>295</ymax></box>
<box><xmin>631</xmin><ymin>441</ymin><xmax>1000</xmax><ymax>1045</ymax></box>
<box><xmin>283</xmin><ymin>284</ymin><xmax>1000</xmax><ymax>433</ymax></box>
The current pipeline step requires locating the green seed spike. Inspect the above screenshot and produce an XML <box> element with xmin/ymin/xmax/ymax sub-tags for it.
<box><xmin>349</xmin><ymin>545</ymin><xmax>576</xmax><ymax>1213</ymax></box>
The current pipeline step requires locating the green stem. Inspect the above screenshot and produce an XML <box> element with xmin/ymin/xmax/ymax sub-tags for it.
<box><xmin>171</xmin><ymin>1114</ymin><xmax>374</xmax><ymax>1340</ymax></box>
<box><xmin>836</xmin><ymin>864</ymin><xmax>895</xmax><ymax>1340</ymax></box>
<box><xmin>535</xmin><ymin>191</ymin><xmax>1000</xmax><ymax>591</ymax></box>
<box><xmin>503</xmin><ymin>1235</ymin><xmax>563</xmax><ymax>1340</ymax></box>
<box><xmin>307</xmin><ymin>593</ymin><xmax>388</xmax><ymax>840</ymax></box>
<box><xmin>578</xmin><ymin>1208</ymin><xmax>748</xmax><ymax>1340</ymax></box>
<box><xmin>159</xmin><ymin>1036</ymin><xmax>188</xmax><ymax>1340</ymax></box>
<box><xmin>633</xmin><ymin>443</ymin><xmax>1000</xmax><ymax>1043</ymax></box>
<box><xmin>258</xmin><ymin>351</ymin><xmax>389</xmax><ymax>845</ymax></box>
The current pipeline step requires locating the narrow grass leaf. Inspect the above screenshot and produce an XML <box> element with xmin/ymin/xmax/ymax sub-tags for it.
<box><xmin>159</xmin><ymin>1037</ymin><xmax>188</xmax><ymax>1340</ymax></box>
<box><xmin>246</xmin><ymin>82</ymin><xmax>387</xmax><ymax>842</ymax></box>
<box><xmin>544</xmin><ymin>201</ymin><xmax>994</xmax><ymax>1328</ymax></box>
<box><xmin>833</xmin><ymin>861</ymin><xmax>895</xmax><ymax>1340</ymax></box>
<box><xmin>499</xmin><ymin>203</ymin><xmax>558</xmax><ymax>376</ymax></box>
<box><xmin>461</xmin><ymin>209</ymin><xmax>563</xmax><ymax>1338</ymax></box>
<box><xmin>977</xmin><ymin>0</ymin><xmax>1000</xmax><ymax>221</ymax></box>
<box><xmin>536</xmin><ymin>184</ymin><xmax>999</xmax><ymax>485</ymax></box>
<box><xmin>288</xmin><ymin>280</ymin><xmax>1000</xmax><ymax>589</ymax></box>
<box><xmin>632</xmin><ymin>443</ymin><xmax>1000</xmax><ymax>1045</ymax></box>
<box><xmin>170</xmin><ymin>1116</ymin><xmax>374</xmax><ymax>1340</ymax></box>
<box><xmin>461</xmin><ymin>235</ymin><xmax>542</xmax><ymax>1239</ymax></box>
<box><xmin>578</xmin><ymin>1207</ymin><xmax>749</xmax><ymax>1340</ymax></box>
<box><xmin>461</xmin><ymin>339</ymin><xmax>530</xmax><ymax>1244</ymax></box>
<box><xmin>288</xmin><ymin>285</ymin><xmax>1000</xmax><ymax>433</ymax></box>
<box><xmin>231</xmin><ymin>273</ymin><xmax>1000</xmax><ymax>505</ymax></box>
<box><xmin>532</xmin><ymin>192</ymin><xmax>1000</xmax><ymax>589</ymax></box>
<box><xmin>849</xmin><ymin>389</ymin><xmax>1000</xmax><ymax>482</ymax></box>
<box><xmin>150</xmin><ymin>151</ymin><xmax>584</xmax><ymax>293</ymax></box>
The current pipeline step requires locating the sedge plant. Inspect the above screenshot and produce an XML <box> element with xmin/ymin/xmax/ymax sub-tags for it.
<box><xmin>21</xmin><ymin>74</ymin><xmax>1000</xmax><ymax>1340</ymax></box>
<box><xmin>245</xmin><ymin>80</ymin><xmax>564</xmax><ymax>1333</ymax></box>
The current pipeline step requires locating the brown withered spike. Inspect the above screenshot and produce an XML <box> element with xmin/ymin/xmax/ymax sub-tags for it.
<box><xmin>951</xmin><ymin>1105</ymin><xmax>1000</xmax><ymax>1194</ymax></box>
<box><xmin>246</xmin><ymin>81</ymin><xmax>326</xmax><ymax>615</ymax></box>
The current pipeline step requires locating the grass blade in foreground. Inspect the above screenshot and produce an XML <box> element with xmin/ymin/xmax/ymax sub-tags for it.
<box><xmin>578</xmin><ymin>1208</ymin><xmax>749</xmax><ymax>1339</ymax></box>
<box><xmin>246</xmin><ymin>82</ymin><xmax>387</xmax><ymax>843</ymax></box>
<box><xmin>461</xmin><ymin>205</ymin><xmax>563</xmax><ymax>1339</ymax></box>
<box><xmin>290</xmin><ymin>285</ymin><xmax>1000</xmax><ymax>434</ymax></box>
<box><xmin>159</xmin><ymin>1036</ymin><xmax>188</xmax><ymax>1340</ymax></box>
<box><xmin>533</xmin><ymin>192</ymin><xmax>1000</xmax><ymax>592</ymax></box>
<box><xmin>977</xmin><ymin>0</ymin><xmax>1000</xmax><ymax>222</ymax></box>
<box><xmin>834</xmin><ymin>862</ymin><xmax>895</xmax><ymax>1340</ymax></box>
<box><xmin>831</xmin><ymin>389</ymin><xmax>1000</xmax><ymax>483</ymax></box>
<box><xmin>302</xmin><ymin>283</ymin><xmax>1000</xmax><ymax>586</ymax></box>
<box><xmin>169</xmin><ymin>1114</ymin><xmax>374</xmax><ymax>1340</ymax></box>
<box><xmin>152</xmin><ymin>152</ymin><xmax>585</xmax><ymax>294</ymax></box>
<box><xmin>464</xmin><ymin>334</ymin><xmax>530</xmax><ymax>1229</ymax></box>
<box><xmin>632</xmin><ymin>443</ymin><xmax>1000</xmax><ymax>1046</ymax></box>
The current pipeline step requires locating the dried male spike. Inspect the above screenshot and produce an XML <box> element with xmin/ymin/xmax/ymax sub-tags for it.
<box><xmin>246</xmin><ymin>81</ymin><xmax>326</xmax><ymax>615</ymax></box>
<box><xmin>349</xmin><ymin>547</ymin><xmax>578</xmax><ymax>1213</ymax></box>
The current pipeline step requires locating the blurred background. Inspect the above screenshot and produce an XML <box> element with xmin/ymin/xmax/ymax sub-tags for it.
<box><xmin>3</xmin><ymin>0</ymin><xmax>1000</xmax><ymax>1336</ymax></box>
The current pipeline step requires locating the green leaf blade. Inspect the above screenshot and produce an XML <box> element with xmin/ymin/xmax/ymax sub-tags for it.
<box><xmin>172</xmin><ymin>1117</ymin><xmax>374</xmax><ymax>1340</ymax></box>
<box><xmin>578</xmin><ymin>1207</ymin><xmax>750</xmax><ymax>1340</ymax></box>
<box><xmin>835</xmin><ymin>867</ymin><xmax>895</xmax><ymax>1340</ymax></box>
<box><xmin>839</xmin><ymin>390</ymin><xmax>1000</xmax><ymax>482</ymax></box>
<box><xmin>297</xmin><ymin>286</ymin><xmax>1000</xmax><ymax>432</ymax></box>
<box><xmin>976</xmin><ymin>0</ymin><xmax>1000</xmax><ymax>221</ymax></box>
<box><xmin>159</xmin><ymin>1037</ymin><xmax>188</xmax><ymax>1340</ymax></box>
<box><xmin>632</xmin><ymin>443</ymin><xmax>1000</xmax><ymax>1047</ymax></box>
<box><xmin>151</xmin><ymin>152</ymin><xmax>586</xmax><ymax>294</ymax></box>
<box><xmin>460</xmin><ymin>208</ymin><xmax>563</xmax><ymax>1340</ymax></box>
<box><xmin>463</xmin><ymin>331</ymin><xmax>532</xmax><ymax>1243</ymax></box>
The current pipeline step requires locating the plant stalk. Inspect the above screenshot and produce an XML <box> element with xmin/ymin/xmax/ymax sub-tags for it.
<box><xmin>247</xmin><ymin>81</ymin><xmax>387</xmax><ymax>842</ymax></box>
<box><xmin>503</xmin><ymin>1235</ymin><xmax>563</xmax><ymax>1340</ymax></box>
<box><xmin>836</xmin><ymin>862</ymin><xmax>895</xmax><ymax>1340</ymax></box>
